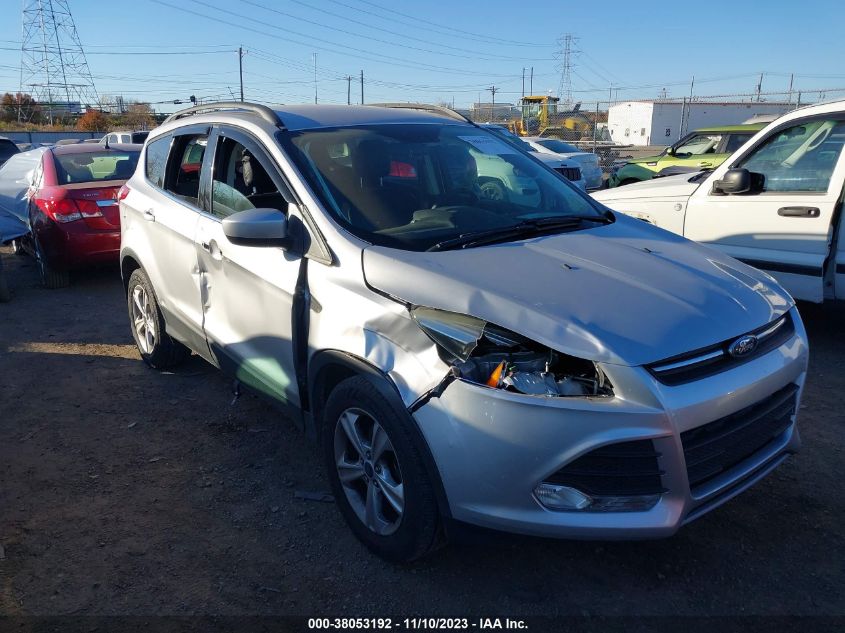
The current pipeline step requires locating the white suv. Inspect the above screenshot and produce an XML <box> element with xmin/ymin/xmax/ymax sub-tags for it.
<box><xmin>120</xmin><ymin>102</ymin><xmax>808</xmax><ymax>561</ymax></box>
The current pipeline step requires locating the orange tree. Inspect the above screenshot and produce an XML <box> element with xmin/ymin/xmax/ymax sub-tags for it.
<box><xmin>76</xmin><ymin>109</ymin><xmax>110</xmax><ymax>132</ymax></box>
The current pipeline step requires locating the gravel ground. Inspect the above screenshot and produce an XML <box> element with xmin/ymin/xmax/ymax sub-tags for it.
<box><xmin>0</xmin><ymin>245</ymin><xmax>843</xmax><ymax>619</ymax></box>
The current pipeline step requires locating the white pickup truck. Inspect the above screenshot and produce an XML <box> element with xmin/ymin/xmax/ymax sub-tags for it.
<box><xmin>593</xmin><ymin>99</ymin><xmax>845</xmax><ymax>304</ymax></box>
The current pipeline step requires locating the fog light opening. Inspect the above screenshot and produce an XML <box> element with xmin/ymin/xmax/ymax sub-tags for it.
<box><xmin>534</xmin><ymin>483</ymin><xmax>593</xmax><ymax>510</ymax></box>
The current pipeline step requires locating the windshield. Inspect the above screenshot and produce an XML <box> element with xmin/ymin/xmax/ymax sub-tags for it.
<box><xmin>537</xmin><ymin>139</ymin><xmax>581</xmax><ymax>154</ymax></box>
<box><xmin>284</xmin><ymin>124</ymin><xmax>605</xmax><ymax>251</ymax></box>
<box><xmin>53</xmin><ymin>150</ymin><xmax>140</xmax><ymax>184</ymax></box>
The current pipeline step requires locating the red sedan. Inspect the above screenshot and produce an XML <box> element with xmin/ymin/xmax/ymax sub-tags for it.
<box><xmin>21</xmin><ymin>143</ymin><xmax>141</xmax><ymax>288</ymax></box>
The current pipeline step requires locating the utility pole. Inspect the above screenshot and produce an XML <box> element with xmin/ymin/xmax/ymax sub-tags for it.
<box><xmin>787</xmin><ymin>73</ymin><xmax>794</xmax><ymax>104</ymax></box>
<box><xmin>360</xmin><ymin>70</ymin><xmax>364</xmax><ymax>104</ymax></box>
<box><xmin>238</xmin><ymin>47</ymin><xmax>244</xmax><ymax>102</ymax></box>
<box><xmin>522</xmin><ymin>67</ymin><xmax>525</xmax><ymax>99</ymax></box>
<box><xmin>756</xmin><ymin>72</ymin><xmax>763</xmax><ymax>102</ymax></box>
<box><xmin>488</xmin><ymin>85</ymin><xmax>498</xmax><ymax>121</ymax></box>
<box><xmin>313</xmin><ymin>52</ymin><xmax>317</xmax><ymax>104</ymax></box>
<box><xmin>529</xmin><ymin>66</ymin><xmax>534</xmax><ymax>95</ymax></box>
<box><xmin>608</xmin><ymin>84</ymin><xmax>612</xmax><ymax>105</ymax></box>
<box><xmin>346</xmin><ymin>75</ymin><xmax>352</xmax><ymax>105</ymax></box>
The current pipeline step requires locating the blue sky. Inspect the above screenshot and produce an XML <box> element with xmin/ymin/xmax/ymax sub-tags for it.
<box><xmin>1</xmin><ymin>0</ymin><xmax>844</xmax><ymax>113</ymax></box>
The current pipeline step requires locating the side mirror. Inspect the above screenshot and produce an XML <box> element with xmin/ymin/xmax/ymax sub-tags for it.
<box><xmin>664</xmin><ymin>146</ymin><xmax>675</xmax><ymax>156</ymax></box>
<box><xmin>713</xmin><ymin>168</ymin><xmax>753</xmax><ymax>195</ymax></box>
<box><xmin>222</xmin><ymin>207</ymin><xmax>288</xmax><ymax>246</ymax></box>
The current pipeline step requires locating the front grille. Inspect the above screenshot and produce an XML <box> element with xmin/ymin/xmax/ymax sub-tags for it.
<box><xmin>681</xmin><ymin>384</ymin><xmax>798</xmax><ymax>491</ymax></box>
<box><xmin>546</xmin><ymin>439</ymin><xmax>665</xmax><ymax>497</ymax></box>
<box><xmin>646</xmin><ymin>312</ymin><xmax>795</xmax><ymax>386</ymax></box>
<box><xmin>555</xmin><ymin>166</ymin><xmax>582</xmax><ymax>182</ymax></box>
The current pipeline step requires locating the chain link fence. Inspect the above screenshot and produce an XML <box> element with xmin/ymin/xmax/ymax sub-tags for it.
<box><xmin>463</xmin><ymin>90</ymin><xmax>843</xmax><ymax>186</ymax></box>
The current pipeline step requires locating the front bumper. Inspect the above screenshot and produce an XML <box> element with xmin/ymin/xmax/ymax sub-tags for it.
<box><xmin>412</xmin><ymin>307</ymin><xmax>808</xmax><ymax>539</ymax></box>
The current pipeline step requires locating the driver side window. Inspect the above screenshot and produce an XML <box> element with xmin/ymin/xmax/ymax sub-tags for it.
<box><xmin>211</xmin><ymin>137</ymin><xmax>285</xmax><ymax>220</ymax></box>
<box><xmin>738</xmin><ymin>119</ymin><xmax>845</xmax><ymax>192</ymax></box>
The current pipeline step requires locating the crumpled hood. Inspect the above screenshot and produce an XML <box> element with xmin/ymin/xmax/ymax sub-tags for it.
<box><xmin>362</xmin><ymin>214</ymin><xmax>793</xmax><ymax>366</ymax></box>
<box><xmin>592</xmin><ymin>173</ymin><xmax>702</xmax><ymax>202</ymax></box>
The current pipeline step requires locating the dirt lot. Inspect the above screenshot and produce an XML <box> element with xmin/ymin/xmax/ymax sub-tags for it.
<box><xmin>0</xmin><ymin>245</ymin><xmax>843</xmax><ymax>619</ymax></box>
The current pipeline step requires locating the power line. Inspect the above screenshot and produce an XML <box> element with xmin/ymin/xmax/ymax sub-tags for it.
<box><xmin>340</xmin><ymin>0</ymin><xmax>552</xmax><ymax>47</ymax></box>
<box><xmin>152</xmin><ymin>0</ymin><xmax>526</xmax><ymax>77</ymax></box>
<box><xmin>237</xmin><ymin>0</ymin><xmax>547</xmax><ymax>63</ymax></box>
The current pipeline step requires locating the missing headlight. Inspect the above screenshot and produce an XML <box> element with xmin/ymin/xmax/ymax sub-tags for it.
<box><xmin>411</xmin><ymin>307</ymin><xmax>612</xmax><ymax>398</ymax></box>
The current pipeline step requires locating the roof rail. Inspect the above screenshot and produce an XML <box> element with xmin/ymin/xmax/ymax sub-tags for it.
<box><xmin>162</xmin><ymin>101</ymin><xmax>284</xmax><ymax>128</ymax></box>
<box><xmin>369</xmin><ymin>102</ymin><xmax>473</xmax><ymax>124</ymax></box>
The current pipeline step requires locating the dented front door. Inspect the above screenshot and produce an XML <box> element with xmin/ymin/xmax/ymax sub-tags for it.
<box><xmin>195</xmin><ymin>127</ymin><xmax>301</xmax><ymax>406</ymax></box>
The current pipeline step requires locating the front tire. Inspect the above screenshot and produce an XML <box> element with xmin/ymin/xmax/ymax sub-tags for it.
<box><xmin>322</xmin><ymin>376</ymin><xmax>441</xmax><ymax>562</ymax></box>
<box><xmin>126</xmin><ymin>268</ymin><xmax>190</xmax><ymax>369</ymax></box>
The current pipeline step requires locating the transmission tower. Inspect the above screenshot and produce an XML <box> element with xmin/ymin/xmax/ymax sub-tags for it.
<box><xmin>556</xmin><ymin>34</ymin><xmax>577</xmax><ymax>108</ymax></box>
<box><xmin>19</xmin><ymin>0</ymin><xmax>99</xmax><ymax>123</ymax></box>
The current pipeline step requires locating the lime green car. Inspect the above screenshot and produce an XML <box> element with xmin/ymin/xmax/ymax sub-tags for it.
<box><xmin>608</xmin><ymin>124</ymin><xmax>765</xmax><ymax>187</ymax></box>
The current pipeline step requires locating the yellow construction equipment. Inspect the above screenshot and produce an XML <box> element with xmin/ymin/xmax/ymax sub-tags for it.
<box><xmin>508</xmin><ymin>95</ymin><xmax>593</xmax><ymax>140</ymax></box>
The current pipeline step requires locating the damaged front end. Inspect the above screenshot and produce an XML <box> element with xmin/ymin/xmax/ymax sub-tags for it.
<box><xmin>410</xmin><ymin>306</ymin><xmax>613</xmax><ymax>400</ymax></box>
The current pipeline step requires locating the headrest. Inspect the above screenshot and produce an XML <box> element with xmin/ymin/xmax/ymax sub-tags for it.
<box><xmin>353</xmin><ymin>138</ymin><xmax>391</xmax><ymax>183</ymax></box>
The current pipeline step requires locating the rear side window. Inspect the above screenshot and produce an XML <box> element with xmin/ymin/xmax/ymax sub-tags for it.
<box><xmin>145</xmin><ymin>136</ymin><xmax>171</xmax><ymax>189</ymax></box>
<box><xmin>53</xmin><ymin>150</ymin><xmax>140</xmax><ymax>184</ymax></box>
<box><xmin>164</xmin><ymin>134</ymin><xmax>208</xmax><ymax>206</ymax></box>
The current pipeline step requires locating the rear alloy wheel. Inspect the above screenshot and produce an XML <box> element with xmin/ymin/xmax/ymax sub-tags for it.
<box><xmin>126</xmin><ymin>268</ymin><xmax>190</xmax><ymax>369</ymax></box>
<box><xmin>33</xmin><ymin>236</ymin><xmax>69</xmax><ymax>289</ymax></box>
<box><xmin>323</xmin><ymin>376</ymin><xmax>441</xmax><ymax>562</ymax></box>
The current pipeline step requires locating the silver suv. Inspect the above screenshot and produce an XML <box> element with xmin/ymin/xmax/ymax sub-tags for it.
<box><xmin>120</xmin><ymin>102</ymin><xmax>808</xmax><ymax>561</ymax></box>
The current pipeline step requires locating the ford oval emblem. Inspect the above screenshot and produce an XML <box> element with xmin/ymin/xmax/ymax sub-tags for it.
<box><xmin>729</xmin><ymin>334</ymin><xmax>759</xmax><ymax>358</ymax></box>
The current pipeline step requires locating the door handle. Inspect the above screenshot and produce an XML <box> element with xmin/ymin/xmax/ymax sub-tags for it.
<box><xmin>142</xmin><ymin>208</ymin><xmax>155</xmax><ymax>221</ymax></box>
<box><xmin>201</xmin><ymin>240</ymin><xmax>223</xmax><ymax>260</ymax></box>
<box><xmin>698</xmin><ymin>161</ymin><xmax>713</xmax><ymax>167</ymax></box>
<box><xmin>778</xmin><ymin>206</ymin><xmax>820</xmax><ymax>218</ymax></box>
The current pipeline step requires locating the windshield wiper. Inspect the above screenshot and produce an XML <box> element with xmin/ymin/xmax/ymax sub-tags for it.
<box><xmin>426</xmin><ymin>214</ymin><xmax>611</xmax><ymax>252</ymax></box>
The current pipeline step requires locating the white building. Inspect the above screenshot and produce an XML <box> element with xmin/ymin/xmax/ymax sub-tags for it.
<box><xmin>607</xmin><ymin>101</ymin><xmax>794</xmax><ymax>146</ymax></box>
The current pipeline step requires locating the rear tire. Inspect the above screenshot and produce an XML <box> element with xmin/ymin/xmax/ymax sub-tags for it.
<box><xmin>322</xmin><ymin>376</ymin><xmax>441</xmax><ymax>563</ymax></box>
<box><xmin>33</xmin><ymin>235</ymin><xmax>69</xmax><ymax>289</ymax></box>
<box><xmin>126</xmin><ymin>268</ymin><xmax>190</xmax><ymax>369</ymax></box>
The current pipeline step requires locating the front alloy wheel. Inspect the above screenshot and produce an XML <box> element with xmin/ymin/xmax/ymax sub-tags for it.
<box><xmin>334</xmin><ymin>408</ymin><xmax>405</xmax><ymax>536</ymax></box>
<box><xmin>322</xmin><ymin>376</ymin><xmax>441</xmax><ymax>562</ymax></box>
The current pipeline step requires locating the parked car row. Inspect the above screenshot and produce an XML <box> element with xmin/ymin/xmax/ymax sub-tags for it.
<box><xmin>1</xmin><ymin>102</ymin><xmax>819</xmax><ymax>564</ymax></box>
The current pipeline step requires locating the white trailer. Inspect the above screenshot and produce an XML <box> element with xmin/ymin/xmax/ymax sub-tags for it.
<box><xmin>608</xmin><ymin>101</ymin><xmax>794</xmax><ymax>146</ymax></box>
